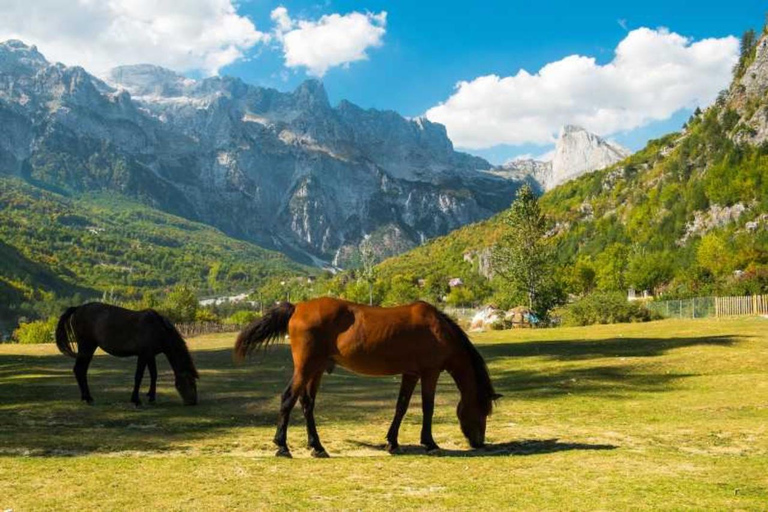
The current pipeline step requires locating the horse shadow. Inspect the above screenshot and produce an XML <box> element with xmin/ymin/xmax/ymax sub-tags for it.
<box><xmin>351</xmin><ymin>438</ymin><xmax>617</xmax><ymax>457</ymax></box>
<box><xmin>0</xmin><ymin>331</ymin><xmax>743</xmax><ymax>456</ymax></box>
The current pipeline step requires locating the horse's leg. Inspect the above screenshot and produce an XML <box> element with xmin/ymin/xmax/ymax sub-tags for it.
<box><xmin>130</xmin><ymin>356</ymin><xmax>148</xmax><ymax>407</ymax></box>
<box><xmin>385</xmin><ymin>373</ymin><xmax>419</xmax><ymax>453</ymax></box>
<box><xmin>73</xmin><ymin>342</ymin><xmax>97</xmax><ymax>404</ymax></box>
<box><xmin>273</xmin><ymin>374</ymin><xmax>304</xmax><ymax>458</ymax></box>
<box><xmin>146</xmin><ymin>356</ymin><xmax>157</xmax><ymax>403</ymax></box>
<box><xmin>301</xmin><ymin>371</ymin><xmax>328</xmax><ymax>458</ymax></box>
<box><xmin>420</xmin><ymin>370</ymin><xmax>441</xmax><ymax>452</ymax></box>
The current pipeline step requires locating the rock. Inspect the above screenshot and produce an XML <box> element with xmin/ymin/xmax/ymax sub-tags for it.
<box><xmin>470</xmin><ymin>306</ymin><xmax>502</xmax><ymax>331</ymax></box>
<box><xmin>678</xmin><ymin>203</ymin><xmax>747</xmax><ymax>244</ymax></box>
<box><xmin>549</xmin><ymin>125</ymin><xmax>631</xmax><ymax>188</ymax></box>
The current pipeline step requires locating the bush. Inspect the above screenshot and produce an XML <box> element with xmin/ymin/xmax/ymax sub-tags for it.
<box><xmin>12</xmin><ymin>316</ymin><xmax>58</xmax><ymax>344</ymax></box>
<box><xmin>490</xmin><ymin>318</ymin><xmax>513</xmax><ymax>330</ymax></box>
<box><xmin>226</xmin><ymin>310</ymin><xmax>261</xmax><ymax>325</ymax></box>
<box><xmin>159</xmin><ymin>286</ymin><xmax>198</xmax><ymax>323</ymax></box>
<box><xmin>557</xmin><ymin>291</ymin><xmax>658</xmax><ymax>326</ymax></box>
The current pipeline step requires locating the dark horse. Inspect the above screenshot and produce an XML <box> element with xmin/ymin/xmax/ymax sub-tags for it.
<box><xmin>56</xmin><ymin>302</ymin><xmax>198</xmax><ymax>406</ymax></box>
<box><xmin>235</xmin><ymin>297</ymin><xmax>500</xmax><ymax>458</ymax></box>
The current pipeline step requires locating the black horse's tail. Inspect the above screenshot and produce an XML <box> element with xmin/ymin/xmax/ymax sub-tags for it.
<box><xmin>234</xmin><ymin>302</ymin><xmax>295</xmax><ymax>361</ymax></box>
<box><xmin>55</xmin><ymin>306</ymin><xmax>79</xmax><ymax>358</ymax></box>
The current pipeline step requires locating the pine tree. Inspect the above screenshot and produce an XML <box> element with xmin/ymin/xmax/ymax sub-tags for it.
<box><xmin>359</xmin><ymin>237</ymin><xmax>377</xmax><ymax>305</ymax></box>
<box><xmin>491</xmin><ymin>184</ymin><xmax>556</xmax><ymax>315</ymax></box>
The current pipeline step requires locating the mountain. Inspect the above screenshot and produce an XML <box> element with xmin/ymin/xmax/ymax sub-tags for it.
<box><xmin>0</xmin><ymin>40</ymin><xmax>525</xmax><ymax>267</ymax></box>
<box><xmin>486</xmin><ymin>158</ymin><xmax>550</xmax><ymax>193</ymax></box>
<box><xmin>549</xmin><ymin>125</ymin><xmax>631</xmax><ymax>188</ymax></box>
<box><xmin>376</xmin><ymin>28</ymin><xmax>768</xmax><ymax>302</ymax></box>
<box><xmin>489</xmin><ymin>126</ymin><xmax>631</xmax><ymax>191</ymax></box>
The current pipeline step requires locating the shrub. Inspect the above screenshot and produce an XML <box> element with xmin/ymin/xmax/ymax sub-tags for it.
<box><xmin>194</xmin><ymin>308</ymin><xmax>220</xmax><ymax>323</ymax></box>
<box><xmin>12</xmin><ymin>316</ymin><xmax>58</xmax><ymax>344</ymax></box>
<box><xmin>159</xmin><ymin>286</ymin><xmax>198</xmax><ymax>323</ymax></box>
<box><xmin>490</xmin><ymin>318</ymin><xmax>513</xmax><ymax>330</ymax></box>
<box><xmin>557</xmin><ymin>291</ymin><xmax>658</xmax><ymax>326</ymax></box>
<box><xmin>226</xmin><ymin>310</ymin><xmax>261</xmax><ymax>325</ymax></box>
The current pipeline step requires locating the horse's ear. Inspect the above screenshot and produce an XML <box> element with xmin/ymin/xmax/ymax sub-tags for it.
<box><xmin>492</xmin><ymin>393</ymin><xmax>503</xmax><ymax>400</ymax></box>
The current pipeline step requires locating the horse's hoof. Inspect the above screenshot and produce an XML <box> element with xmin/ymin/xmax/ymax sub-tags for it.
<box><xmin>147</xmin><ymin>396</ymin><xmax>156</xmax><ymax>404</ymax></box>
<box><xmin>423</xmin><ymin>444</ymin><xmax>441</xmax><ymax>454</ymax></box>
<box><xmin>131</xmin><ymin>400</ymin><xmax>142</xmax><ymax>408</ymax></box>
<box><xmin>385</xmin><ymin>442</ymin><xmax>400</xmax><ymax>454</ymax></box>
<box><xmin>82</xmin><ymin>398</ymin><xmax>94</xmax><ymax>405</ymax></box>
<box><xmin>275</xmin><ymin>447</ymin><xmax>292</xmax><ymax>458</ymax></box>
<box><xmin>311</xmin><ymin>449</ymin><xmax>330</xmax><ymax>458</ymax></box>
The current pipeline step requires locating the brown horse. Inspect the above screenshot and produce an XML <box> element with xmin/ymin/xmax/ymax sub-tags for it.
<box><xmin>235</xmin><ymin>297</ymin><xmax>500</xmax><ymax>458</ymax></box>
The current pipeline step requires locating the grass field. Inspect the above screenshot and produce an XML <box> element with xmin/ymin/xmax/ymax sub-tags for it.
<box><xmin>1</xmin><ymin>318</ymin><xmax>767</xmax><ymax>510</ymax></box>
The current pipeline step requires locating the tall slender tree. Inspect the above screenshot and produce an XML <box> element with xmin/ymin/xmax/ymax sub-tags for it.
<box><xmin>491</xmin><ymin>184</ymin><xmax>555</xmax><ymax>315</ymax></box>
<box><xmin>359</xmin><ymin>237</ymin><xmax>377</xmax><ymax>305</ymax></box>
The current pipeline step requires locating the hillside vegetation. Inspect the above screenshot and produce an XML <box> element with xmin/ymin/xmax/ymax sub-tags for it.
<box><xmin>373</xmin><ymin>29</ymin><xmax>768</xmax><ymax>308</ymax></box>
<box><xmin>0</xmin><ymin>177</ymin><xmax>309</xmax><ymax>328</ymax></box>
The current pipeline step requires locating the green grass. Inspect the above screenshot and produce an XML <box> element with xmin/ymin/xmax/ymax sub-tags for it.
<box><xmin>1</xmin><ymin>318</ymin><xmax>767</xmax><ymax>510</ymax></box>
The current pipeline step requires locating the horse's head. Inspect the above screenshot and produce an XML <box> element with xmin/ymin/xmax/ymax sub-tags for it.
<box><xmin>175</xmin><ymin>371</ymin><xmax>198</xmax><ymax>405</ymax></box>
<box><xmin>457</xmin><ymin>399</ymin><xmax>487</xmax><ymax>448</ymax></box>
<box><xmin>457</xmin><ymin>392</ymin><xmax>502</xmax><ymax>448</ymax></box>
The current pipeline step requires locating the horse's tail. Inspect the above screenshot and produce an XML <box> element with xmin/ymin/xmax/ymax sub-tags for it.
<box><xmin>234</xmin><ymin>302</ymin><xmax>295</xmax><ymax>361</ymax></box>
<box><xmin>55</xmin><ymin>306</ymin><xmax>79</xmax><ymax>358</ymax></box>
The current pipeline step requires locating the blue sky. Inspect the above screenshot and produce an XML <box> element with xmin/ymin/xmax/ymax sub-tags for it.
<box><xmin>224</xmin><ymin>0</ymin><xmax>764</xmax><ymax>162</ymax></box>
<box><xmin>1</xmin><ymin>0</ymin><xmax>765</xmax><ymax>164</ymax></box>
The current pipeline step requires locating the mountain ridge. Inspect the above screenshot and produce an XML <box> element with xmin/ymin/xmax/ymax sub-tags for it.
<box><xmin>0</xmin><ymin>40</ymin><xmax>522</xmax><ymax>266</ymax></box>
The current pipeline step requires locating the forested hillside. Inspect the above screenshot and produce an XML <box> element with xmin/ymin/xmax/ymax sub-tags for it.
<box><xmin>0</xmin><ymin>177</ymin><xmax>308</xmax><ymax>330</ymax></box>
<box><xmin>373</xmin><ymin>27</ymin><xmax>768</xmax><ymax>307</ymax></box>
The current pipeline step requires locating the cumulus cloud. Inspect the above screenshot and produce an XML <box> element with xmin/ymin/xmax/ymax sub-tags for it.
<box><xmin>426</xmin><ymin>28</ymin><xmax>739</xmax><ymax>149</ymax></box>
<box><xmin>270</xmin><ymin>6</ymin><xmax>386</xmax><ymax>77</ymax></box>
<box><xmin>0</xmin><ymin>0</ymin><xmax>267</xmax><ymax>75</ymax></box>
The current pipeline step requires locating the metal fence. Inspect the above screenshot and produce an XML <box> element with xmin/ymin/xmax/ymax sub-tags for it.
<box><xmin>648</xmin><ymin>294</ymin><xmax>768</xmax><ymax>319</ymax></box>
<box><xmin>647</xmin><ymin>297</ymin><xmax>715</xmax><ymax>319</ymax></box>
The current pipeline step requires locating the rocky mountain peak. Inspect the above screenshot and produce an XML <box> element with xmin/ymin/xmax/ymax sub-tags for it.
<box><xmin>292</xmin><ymin>79</ymin><xmax>330</xmax><ymax>110</ymax></box>
<box><xmin>550</xmin><ymin>125</ymin><xmax>630</xmax><ymax>188</ymax></box>
<box><xmin>488</xmin><ymin>125</ymin><xmax>631</xmax><ymax>190</ymax></box>
<box><xmin>107</xmin><ymin>64</ymin><xmax>195</xmax><ymax>98</ymax></box>
<box><xmin>0</xmin><ymin>40</ymin><xmax>48</xmax><ymax>72</ymax></box>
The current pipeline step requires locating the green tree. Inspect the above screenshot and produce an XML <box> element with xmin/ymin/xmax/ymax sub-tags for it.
<box><xmin>492</xmin><ymin>184</ymin><xmax>557</xmax><ymax>315</ymax></box>
<box><xmin>160</xmin><ymin>285</ymin><xmax>198</xmax><ymax>323</ymax></box>
<box><xmin>567</xmin><ymin>258</ymin><xmax>597</xmax><ymax>296</ymax></box>
<box><xmin>697</xmin><ymin>233</ymin><xmax>732</xmax><ymax>277</ymax></box>
<box><xmin>382</xmin><ymin>275</ymin><xmax>419</xmax><ymax>306</ymax></box>
<box><xmin>596</xmin><ymin>243</ymin><xmax>630</xmax><ymax>291</ymax></box>
<box><xmin>358</xmin><ymin>237</ymin><xmax>377</xmax><ymax>305</ymax></box>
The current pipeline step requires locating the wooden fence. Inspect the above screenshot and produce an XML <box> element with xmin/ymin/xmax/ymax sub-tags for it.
<box><xmin>175</xmin><ymin>322</ymin><xmax>245</xmax><ymax>338</ymax></box>
<box><xmin>714</xmin><ymin>294</ymin><xmax>768</xmax><ymax>317</ymax></box>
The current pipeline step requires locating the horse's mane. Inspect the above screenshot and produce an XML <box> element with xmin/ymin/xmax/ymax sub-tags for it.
<box><xmin>156</xmin><ymin>313</ymin><xmax>199</xmax><ymax>379</ymax></box>
<box><xmin>435</xmin><ymin>309</ymin><xmax>496</xmax><ymax>415</ymax></box>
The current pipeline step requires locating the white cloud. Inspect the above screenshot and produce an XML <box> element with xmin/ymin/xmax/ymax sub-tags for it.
<box><xmin>0</xmin><ymin>0</ymin><xmax>267</xmax><ymax>75</ymax></box>
<box><xmin>426</xmin><ymin>28</ymin><xmax>739</xmax><ymax>149</ymax></box>
<box><xmin>270</xmin><ymin>6</ymin><xmax>386</xmax><ymax>77</ymax></box>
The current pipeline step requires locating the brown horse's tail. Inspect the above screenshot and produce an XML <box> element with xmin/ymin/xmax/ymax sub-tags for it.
<box><xmin>55</xmin><ymin>306</ymin><xmax>79</xmax><ymax>358</ymax></box>
<box><xmin>234</xmin><ymin>302</ymin><xmax>295</xmax><ymax>361</ymax></box>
